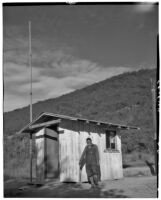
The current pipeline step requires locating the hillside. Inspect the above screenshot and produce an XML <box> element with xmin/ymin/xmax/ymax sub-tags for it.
<box><xmin>4</xmin><ymin>68</ymin><xmax>157</xmax><ymax>146</ymax></box>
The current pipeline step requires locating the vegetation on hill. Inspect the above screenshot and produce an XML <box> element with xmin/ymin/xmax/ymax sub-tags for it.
<box><xmin>4</xmin><ymin>68</ymin><xmax>157</xmax><ymax>179</ymax></box>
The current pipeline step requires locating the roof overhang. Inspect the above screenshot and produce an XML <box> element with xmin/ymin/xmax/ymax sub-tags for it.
<box><xmin>17</xmin><ymin>112</ymin><xmax>140</xmax><ymax>135</ymax></box>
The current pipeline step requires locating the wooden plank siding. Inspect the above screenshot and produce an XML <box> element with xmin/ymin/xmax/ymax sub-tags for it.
<box><xmin>59</xmin><ymin>120</ymin><xmax>80</xmax><ymax>182</ymax></box>
<box><xmin>58</xmin><ymin>119</ymin><xmax>123</xmax><ymax>182</ymax></box>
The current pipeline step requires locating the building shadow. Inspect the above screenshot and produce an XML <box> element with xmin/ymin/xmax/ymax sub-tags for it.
<box><xmin>4</xmin><ymin>179</ymin><xmax>129</xmax><ymax>198</ymax></box>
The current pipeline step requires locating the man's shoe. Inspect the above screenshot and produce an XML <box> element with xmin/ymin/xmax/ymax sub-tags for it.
<box><xmin>90</xmin><ymin>184</ymin><xmax>95</xmax><ymax>189</ymax></box>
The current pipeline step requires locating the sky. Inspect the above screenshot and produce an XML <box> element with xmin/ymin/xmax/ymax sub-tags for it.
<box><xmin>3</xmin><ymin>3</ymin><xmax>158</xmax><ymax>112</ymax></box>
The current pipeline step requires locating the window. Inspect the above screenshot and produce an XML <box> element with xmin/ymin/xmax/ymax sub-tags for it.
<box><xmin>106</xmin><ymin>130</ymin><xmax>116</xmax><ymax>150</ymax></box>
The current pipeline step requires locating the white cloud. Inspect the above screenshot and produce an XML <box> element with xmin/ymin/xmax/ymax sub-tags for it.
<box><xmin>4</xmin><ymin>62</ymin><xmax>41</xmax><ymax>85</ymax></box>
<box><xmin>133</xmin><ymin>4</ymin><xmax>155</xmax><ymax>13</ymax></box>
<box><xmin>4</xmin><ymin>55</ymin><xmax>142</xmax><ymax>112</ymax></box>
<box><xmin>3</xmin><ymin>25</ymin><xmax>150</xmax><ymax>112</ymax></box>
<box><xmin>4</xmin><ymin>93</ymin><xmax>29</xmax><ymax>112</ymax></box>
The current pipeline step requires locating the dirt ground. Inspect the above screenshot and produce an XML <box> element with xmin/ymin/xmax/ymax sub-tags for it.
<box><xmin>4</xmin><ymin>176</ymin><xmax>157</xmax><ymax>198</ymax></box>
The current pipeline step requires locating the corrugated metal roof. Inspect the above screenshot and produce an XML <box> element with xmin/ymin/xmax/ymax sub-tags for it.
<box><xmin>18</xmin><ymin>112</ymin><xmax>140</xmax><ymax>134</ymax></box>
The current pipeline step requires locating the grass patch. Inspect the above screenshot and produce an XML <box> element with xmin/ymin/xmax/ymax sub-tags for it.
<box><xmin>122</xmin><ymin>152</ymin><xmax>154</xmax><ymax>167</ymax></box>
<box><xmin>4</xmin><ymin>158</ymin><xmax>36</xmax><ymax>180</ymax></box>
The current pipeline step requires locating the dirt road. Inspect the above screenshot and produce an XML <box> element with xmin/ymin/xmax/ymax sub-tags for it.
<box><xmin>4</xmin><ymin>176</ymin><xmax>157</xmax><ymax>198</ymax></box>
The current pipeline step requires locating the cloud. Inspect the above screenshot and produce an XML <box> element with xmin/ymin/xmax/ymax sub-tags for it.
<box><xmin>132</xmin><ymin>4</ymin><xmax>156</xmax><ymax>13</ymax></box>
<box><xmin>4</xmin><ymin>53</ymin><xmax>141</xmax><ymax>112</ymax></box>
<box><xmin>42</xmin><ymin>59</ymin><xmax>98</xmax><ymax>78</ymax></box>
<box><xmin>4</xmin><ymin>93</ymin><xmax>29</xmax><ymax>112</ymax></box>
<box><xmin>3</xmin><ymin>24</ymin><xmax>154</xmax><ymax>112</ymax></box>
<box><xmin>4</xmin><ymin>62</ymin><xmax>41</xmax><ymax>86</ymax></box>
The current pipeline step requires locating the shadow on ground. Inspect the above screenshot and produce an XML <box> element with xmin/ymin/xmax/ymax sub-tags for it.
<box><xmin>4</xmin><ymin>179</ymin><xmax>128</xmax><ymax>198</ymax></box>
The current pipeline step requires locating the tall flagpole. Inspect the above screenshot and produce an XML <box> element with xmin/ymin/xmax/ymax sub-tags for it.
<box><xmin>29</xmin><ymin>21</ymin><xmax>33</xmax><ymax>183</ymax></box>
<box><xmin>29</xmin><ymin>21</ymin><xmax>32</xmax><ymax>123</ymax></box>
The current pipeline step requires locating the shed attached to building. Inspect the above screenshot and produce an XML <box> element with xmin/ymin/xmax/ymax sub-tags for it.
<box><xmin>19</xmin><ymin>112</ymin><xmax>139</xmax><ymax>183</ymax></box>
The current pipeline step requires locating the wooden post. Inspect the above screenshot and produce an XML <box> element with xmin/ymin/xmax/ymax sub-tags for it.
<box><xmin>29</xmin><ymin>133</ymin><xmax>33</xmax><ymax>183</ymax></box>
<box><xmin>78</xmin><ymin>122</ymin><xmax>81</xmax><ymax>183</ymax></box>
<box><xmin>151</xmin><ymin>80</ymin><xmax>157</xmax><ymax>175</ymax></box>
<box><xmin>79</xmin><ymin>169</ymin><xmax>82</xmax><ymax>183</ymax></box>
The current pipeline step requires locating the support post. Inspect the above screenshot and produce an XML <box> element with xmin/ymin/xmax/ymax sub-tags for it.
<box><xmin>30</xmin><ymin>133</ymin><xmax>33</xmax><ymax>183</ymax></box>
<box><xmin>151</xmin><ymin>80</ymin><xmax>157</xmax><ymax>175</ymax></box>
<box><xmin>78</xmin><ymin>122</ymin><xmax>81</xmax><ymax>183</ymax></box>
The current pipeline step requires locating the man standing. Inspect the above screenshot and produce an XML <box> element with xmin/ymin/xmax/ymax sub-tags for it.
<box><xmin>79</xmin><ymin>138</ymin><xmax>100</xmax><ymax>189</ymax></box>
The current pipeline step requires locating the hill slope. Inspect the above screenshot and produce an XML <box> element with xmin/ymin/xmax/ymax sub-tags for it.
<box><xmin>4</xmin><ymin>68</ymin><xmax>157</xmax><ymax>152</ymax></box>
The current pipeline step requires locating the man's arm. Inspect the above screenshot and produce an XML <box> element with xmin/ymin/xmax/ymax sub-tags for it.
<box><xmin>79</xmin><ymin>146</ymin><xmax>87</xmax><ymax>165</ymax></box>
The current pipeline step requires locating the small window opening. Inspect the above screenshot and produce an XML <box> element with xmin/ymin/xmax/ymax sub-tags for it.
<box><xmin>106</xmin><ymin>130</ymin><xmax>116</xmax><ymax>150</ymax></box>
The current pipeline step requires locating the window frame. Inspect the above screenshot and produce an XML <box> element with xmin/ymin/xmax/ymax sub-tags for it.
<box><xmin>105</xmin><ymin>130</ymin><xmax>119</xmax><ymax>152</ymax></box>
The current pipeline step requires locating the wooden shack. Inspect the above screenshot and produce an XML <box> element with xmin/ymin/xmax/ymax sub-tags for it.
<box><xmin>19</xmin><ymin>112</ymin><xmax>139</xmax><ymax>183</ymax></box>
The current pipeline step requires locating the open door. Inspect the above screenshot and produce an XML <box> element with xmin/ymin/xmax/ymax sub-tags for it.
<box><xmin>45</xmin><ymin>126</ymin><xmax>59</xmax><ymax>179</ymax></box>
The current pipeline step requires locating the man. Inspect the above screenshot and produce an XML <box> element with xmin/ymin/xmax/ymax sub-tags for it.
<box><xmin>79</xmin><ymin>138</ymin><xmax>101</xmax><ymax>189</ymax></box>
<box><xmin>110</xmin><ymin>131</ymin><xmax>116</xmax><ymax>149</ymax></box>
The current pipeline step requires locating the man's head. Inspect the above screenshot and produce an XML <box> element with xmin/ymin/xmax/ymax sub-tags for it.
<box><xmin>86</xmin><ymin>137</ymin><xmax>92</xmax><ymax>145</ymax></box>
<box><xmin>110</xmin><ymin>131</ymin><xmax>115</xmax><ymax>137</ymax></box>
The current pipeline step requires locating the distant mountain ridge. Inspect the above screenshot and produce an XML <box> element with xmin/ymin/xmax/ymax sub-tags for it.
<box><xmin>4</xmin><ymin>68</ymin><xmax>157</xmax><ymax>152</ymax></box>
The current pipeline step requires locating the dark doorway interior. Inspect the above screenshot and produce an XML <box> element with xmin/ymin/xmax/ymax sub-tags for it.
<box><xmin>45</xmin><ymin>125</ymin><xmax>59</xmax><ymax>178</ymax></box>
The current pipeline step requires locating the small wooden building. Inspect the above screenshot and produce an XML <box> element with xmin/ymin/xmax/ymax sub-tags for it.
<box><xmin>19</xmin><ymin>112</ymin><xmax>139</xmax><ymax>183</ymax></box>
